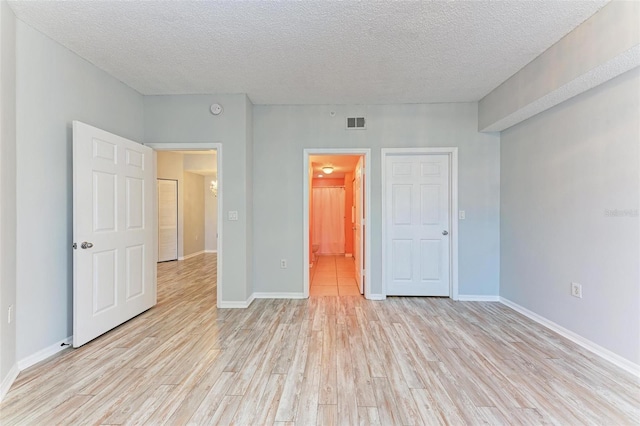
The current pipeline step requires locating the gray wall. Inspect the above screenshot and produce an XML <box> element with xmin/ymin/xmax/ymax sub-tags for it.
<box><xmin>15</xmin><ymin>21</ymin><xmax>144</xmax><ymax>360</ymax></box>
<box><xmin>253</xmin><ymin>103</ymin><xmax>501</xmax><ymax>296</ymax></box>
<box><xmin>500</xmin><ymin>68</ymin><xmax>640</xmax><ymax>364</ymax></box>
<box><xmin>183</xmin><ymin>172</ymin><xmax>205</xmax><ymax>257</ymax></box>
<box><xmin>144</xmin><ymin>94</ymin><xmax>254</xmax><ymax>304</ymax></box>
<box><xmin>0</xmin><ymin>0</ymin><xmax>17</xmax><ymax>388</ymax></box>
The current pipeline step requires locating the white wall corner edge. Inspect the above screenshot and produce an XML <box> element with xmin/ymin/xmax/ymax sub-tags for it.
<box><xmin>367</xmin><ymin>294</ymin><xmax>386</xmax><ymax>301</ymax></box>
<box><xmin>457</xmin><ymin>295</ymin><xmax>500</xmax><ymax>302</ymax></box>
<box><xmin>0</xmin><ymin>364</ymin><xmax>20</xmax><ymax>402</ymax></box>
<box><xmin>500</xmin><ymin>297</ymin><xmax>640</xmax><ymax>378</ymax></box>
<box><xmin>218</xmin><ymin>293</ymin><xmax>255</xmax><ymax>309</ymax></box>
<box><xmin>17</xmin><ymin>336</ymin><xmax>73</xmax><ymax>371</ymax></box>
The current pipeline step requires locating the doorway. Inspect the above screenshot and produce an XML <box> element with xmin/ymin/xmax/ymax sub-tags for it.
<box><xmin>147</xmin><ymin>143</ymin><xmax>223</xmax><ymax>306</ymax></box>
<box><xmin>303</xmin><ymin>149</ymin><xmax>371</xmax><ymax>299</ymax></box>
<box><xmin>381</xmin><ymin>148</ymin><xmax>459</xmax><ymax>299</ymax></box>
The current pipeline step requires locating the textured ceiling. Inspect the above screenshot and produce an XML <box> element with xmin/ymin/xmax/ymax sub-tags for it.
<box><xmin>8</xmin><ymin>1</ymin><xmax>608</xmax><ymax>105</ymax></box>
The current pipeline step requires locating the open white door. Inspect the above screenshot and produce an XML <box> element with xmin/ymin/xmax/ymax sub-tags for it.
<box><xmin>73</xmin><ymin>121</ymin><xmax>156</xmax><ymax>348</ymax></box>
<box><xmin>354</xmin><ymin>157</ymin><xmax>364</xmax><ymax>294</ymax></box>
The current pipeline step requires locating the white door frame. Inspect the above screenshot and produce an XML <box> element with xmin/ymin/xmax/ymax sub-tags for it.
<box><xmin>146</xmin><ymin>143</ymin><xmax>223</xmax><ymax>307</ymax></box>
<box><xmin>303</xmin><ymin>148</ymin><xmax>372</xmax><ymax>299</ymax></box>
<box><xmin>381</xmin><ymin>147</ymin><xmax>459</xmax><ymax>300</ymax></box>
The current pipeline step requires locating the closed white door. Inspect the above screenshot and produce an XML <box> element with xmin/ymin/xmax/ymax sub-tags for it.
<box><xmin>73</xmin><ymin>121</ymin><xmax>156</xmax><ymax>348</ymax></box>
<box><xmin>385</xmin><ymin>154</ymin><xmax>450</xmax><ymax>296</ymax></box>
<box><xmin>354</xmin><ymin>157</ymin><xmax>364</xmax><ymax>294</ymax></box>
<box><xmin>157</xmin><ymin>179</ymin><xmax>178</xmax><ymax>262</ymax></box>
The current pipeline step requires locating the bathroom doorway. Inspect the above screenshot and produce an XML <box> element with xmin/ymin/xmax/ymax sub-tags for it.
<box><xmin>303</xmin><ymin>149</ymin><xmax>371</xmax><ymax>298</ymax></box>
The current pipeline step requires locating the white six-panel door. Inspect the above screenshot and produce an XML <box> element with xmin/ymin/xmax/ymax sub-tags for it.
<box><xmin>157</xmin><ymin>179</ymin><xmax>178</xmax><ymax>262</ymax></box>
<box><xmin>385</xmin><ymin>154</ymin><xmax>450</xmax><ymax>296</ymax></box>
<box><xmin>73</xmin><ymin>121</ymin><xmax>156</xmax><ymax>348</ymax></box>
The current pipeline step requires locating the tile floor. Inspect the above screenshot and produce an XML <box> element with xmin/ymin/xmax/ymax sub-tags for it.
<box><xmin>309</xmin><ymin>254</ymin><xmax>362</xmax><ymax>296</ymax></box>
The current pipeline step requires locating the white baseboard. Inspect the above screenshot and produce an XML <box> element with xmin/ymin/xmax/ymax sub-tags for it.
<box><xmin>457</xmin><ymin>295</ymin><xmax>500</xmax><ymax>302</ymax></box>
<box><xmin>17</xmin><ymin>336</ymin><xmax>73</xmax><ymax>371</ymax></box>
<box><xmin>367</xmin><ymin>294</ymin><xmax>386</xmax><ymax>301</ymax></box>
<box><xmin>204</xmin><ymin>249</ymin><xmax>217</xmax><ymax>254</ymax></box>
<box><xmin>253</xmin><ymin>292</ymin><xmax>306</xmax><ymax>299</ymax></box>
<box><xmin>179</xmin><ymin>250</ymin><xmax>205</xmax><ymax>261</ymax></box>
<box><xmin>218</xmin><ymin>293</ymin><xmax>255</xmax><ymax>309</ymax></box>
<box><xmin>500</xmin><ymin>297</ymin><xmax>640</xmax><ymax>378</ymax></box>
<box><xmin>345</xmin><ymin>253</ymin><xmax>353</xmax><ymax>258</ymax></box>
<box><xmin>0</xmin><ymin>364</ymin><xmax>19</xmax><ymax>402</ymax></box>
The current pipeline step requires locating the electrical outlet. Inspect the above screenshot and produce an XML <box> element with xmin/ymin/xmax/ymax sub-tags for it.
<box><xmin>228</xmin><ymin>211</ymin><xmax>239</xmax><ymax>221</ymax></box>
<box><xmin>280</xmin><ymin>259</ymin><xmax>287</xmax><ymax>269</ymax></box>
<box><xmin>8</xmin><ymin>305</ymin><xmax>13</xmax><ymax>324</ymax></box>
<box><xmin>571</xmin><ymin>282</ymin><xmax>582</xmax><ymax>298</ymax></box>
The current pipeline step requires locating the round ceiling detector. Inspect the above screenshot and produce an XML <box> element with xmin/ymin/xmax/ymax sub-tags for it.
<box><xmin>210</xmin><ymin>103</ymin><xmax>223</xmax><ymax>116</ymax></box>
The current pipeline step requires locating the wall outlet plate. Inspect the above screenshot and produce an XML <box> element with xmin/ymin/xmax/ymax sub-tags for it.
<box><xmin>571</xmin><ymin>282</ymin><xmax>582</xmax><ymax>298</ymax></box>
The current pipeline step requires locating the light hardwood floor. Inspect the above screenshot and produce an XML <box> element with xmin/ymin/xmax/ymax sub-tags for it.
<box><xmin>1</xmin><ymin>253</ymin><xmax>638</xmax><ymax>425</ymax></box>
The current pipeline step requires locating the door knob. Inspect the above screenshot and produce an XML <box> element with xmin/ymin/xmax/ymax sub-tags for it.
<box><xmin>81</xmin><ymin>242</ymin><xmax>93</xmax><ymax>249</ymax></box>
<box><xmin>442</xmin><ymin>230</ymin><xmax>449</xmax><ymax>236</ymax></box>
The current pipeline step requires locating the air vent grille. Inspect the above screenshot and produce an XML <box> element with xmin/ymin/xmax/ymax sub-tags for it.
<box><xmin>346</xmin><ymin>117</ymin><xmax>366</xmax><ymax>129</ymax></box>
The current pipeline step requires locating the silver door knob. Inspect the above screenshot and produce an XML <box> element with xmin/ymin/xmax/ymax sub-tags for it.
<box><xmin>442</xmin><ymin>230</ymin><xmax>448</xmax><ymax>236</ymax></box>
<box><xmin>81</xmin><ymin>242</ymin><xmax>93</xmax><ymax>249</ymax></box>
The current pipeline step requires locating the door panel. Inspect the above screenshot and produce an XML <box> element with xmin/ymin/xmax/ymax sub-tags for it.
<box><xmin>157</xmin><ymin>179</ymin><xmax>178</xmax><ymax>262</ymax></box>
<box><xmin>385</xmin><ymin>154</ymin><xmax>450</xmax><ymax>296</ymax></box>
<box><xmin>73</xmin><ymin>121</ymin><xmax>156</xmax><ymax>348</ymax></box>
<box><xmin>354</xmin><ymin>157</ymin><xmax>364</xmax><ymax>294</ymax></box>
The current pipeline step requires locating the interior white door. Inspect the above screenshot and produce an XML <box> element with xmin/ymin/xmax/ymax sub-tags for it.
<box><xmin>157</xmin><ymin>179</ymin><xmax>178</xmax><ymax>262</ymax></box>
<box><xmin>385</xmin><ymin>154</ymin><xmax>450</xmax><ymax>296</ymax></box>
<box><xmin>73</xmin><ymin>121</ymin><xmax>156</xmax><ymax>348</ymax></box>
<box><xmin>354</xmin><ymin>157</ymin><xmax>364</xmax><ymax>294</ymax></box>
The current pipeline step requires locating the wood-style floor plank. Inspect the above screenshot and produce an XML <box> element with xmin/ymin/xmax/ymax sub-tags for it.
<box><xmin>1</xmin><ymin>253</ymin><xmax>637</xmax><ymax>425</ymax></box>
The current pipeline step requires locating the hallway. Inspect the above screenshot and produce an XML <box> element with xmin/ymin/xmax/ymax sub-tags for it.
<box><xmin>309</xmin><ymin>255</ymin><xmax>361</xmax><ymax>297</ymax></box>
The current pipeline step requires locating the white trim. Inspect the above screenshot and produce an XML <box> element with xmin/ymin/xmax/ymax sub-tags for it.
<box><xmin>381</xmin><ymin>147</ymin><xmax>459</xmax><ymax>300</ymax></box>
<box><xmin>218</xmin><ymin>293</ymin><xmax>254</xmax><ymax>309</ymax></box>
<box><xmin>303</xmin><ymin>148</ymin><xmax>372</xmax><ymax>300</ymax></box>
<box><xmin>457</xmin><ymin>295</ymin><xmax>500</xmax><ymax>302</ymax></box>
<box><xmin>500</xmin><ymin>297</ymin><xmax>640</xmax><ymax>378</ymax></box>
<box><xmin>17</xmin><ymin>336</ymin><xmax>72</xmax><ymax>371</ymax></box>
<box><xmin>179</xmin><ymin>250</ymin><xmax>205</xmax><ymax>261</ymax></box>
<box><xmin>367</xmin><ymin>294</ymin><xmax>386</xmax><ymax>301</ymax></box>
<box><xmin>0</xmin><ymin>364</ymin><xmax>19</xmax><ymax>402</ymax></box>
<box><xmin>146</xmin><ymin>143</ymin><xmax>224</xmax><ymax>309</ymax></box>
<box><xmin>205</xmin><ymin>250</ymin><xmax>217</xmax><ymax>254</ymax></box>
<box><xmin>253</xmin><ymin>292</ymin><xmax>306</xmax><ymax>299</ymax></box>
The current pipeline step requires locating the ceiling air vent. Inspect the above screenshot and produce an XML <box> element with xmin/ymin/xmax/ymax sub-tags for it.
<box><xmin>346</xmin><ymin>117</ymin><xmax>366</xmax><ymax>129</ymax></box>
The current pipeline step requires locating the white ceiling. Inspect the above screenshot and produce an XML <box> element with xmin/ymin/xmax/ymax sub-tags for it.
<box><xmin>310</xmin><ymin>155</ymin><xmax>361</xmax><ymax>179</ymax></box>
<box><xmin>8</xmin><ymin>1</ymin><xmax>607</xmax><ymax>105</ymax></box>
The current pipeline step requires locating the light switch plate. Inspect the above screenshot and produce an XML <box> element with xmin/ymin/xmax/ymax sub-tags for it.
<box><xmin>459</xmin><ymin>210</ymin><xmax>466</xmax><ymax>220</ymax></box>
<box><xmin>228</xmin><ymin>211</ymin><xmax>238</xmax><ymax>221</ymax></box>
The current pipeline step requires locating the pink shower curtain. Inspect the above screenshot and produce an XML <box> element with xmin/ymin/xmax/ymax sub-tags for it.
<box><xmin>312</xmin><ymin>187</ymin><xmax>345</xmax><ymax>254</ymax></box>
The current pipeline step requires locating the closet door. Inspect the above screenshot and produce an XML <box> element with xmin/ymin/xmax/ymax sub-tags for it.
<box><xmin>158</xmin><ymin>179</ymin><xmax>178</xmax><ymax>262</ymax></box>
